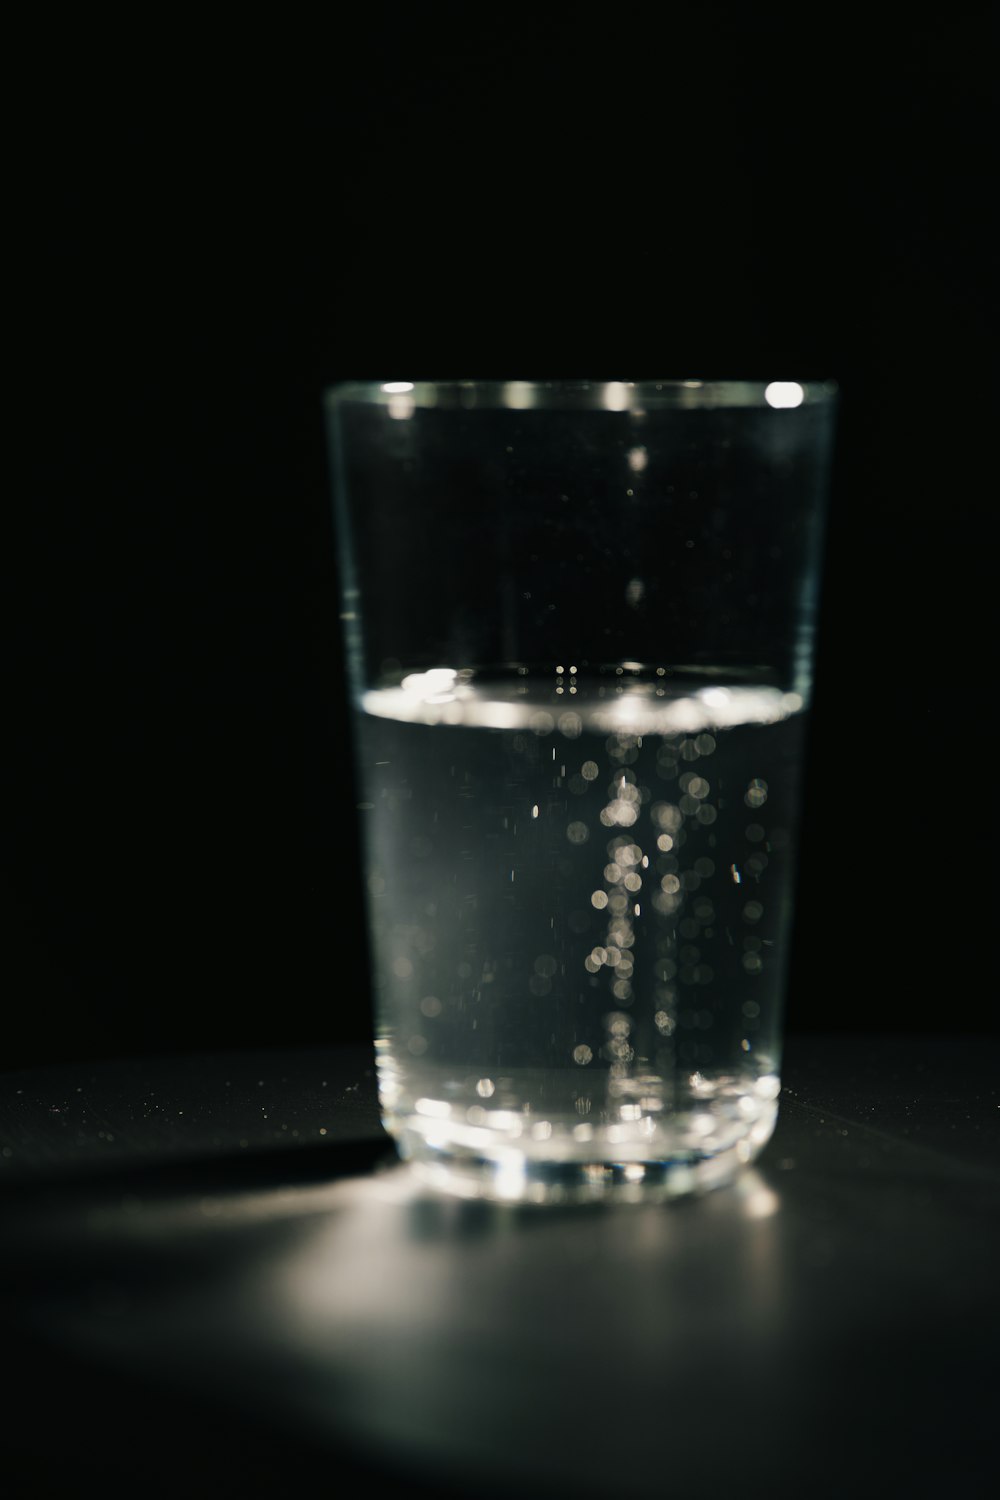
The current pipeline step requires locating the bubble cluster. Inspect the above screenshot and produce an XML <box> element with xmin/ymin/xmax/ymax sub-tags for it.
<box><xmin>558</xmin><ymin>707</ymin><xmax>783</xmax><ymax>1097</ymax></box>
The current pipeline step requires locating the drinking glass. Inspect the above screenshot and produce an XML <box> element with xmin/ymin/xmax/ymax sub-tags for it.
<box><xmin>325</xmin><ymin>379</ymin><xmax>837</xmax><ymax>1202</ymax></box>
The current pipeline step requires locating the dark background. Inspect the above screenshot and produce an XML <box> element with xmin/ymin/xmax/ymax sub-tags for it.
<box><xmin>10</xmin><ymin>10</ymin><xmax>993</xmax><ymax>1068</ymax></box>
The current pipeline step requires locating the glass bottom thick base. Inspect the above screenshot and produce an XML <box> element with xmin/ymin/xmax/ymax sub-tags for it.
<box><xmin>390</xmin><ymin>1103</ymin><xmax>778</xmax><ymax>1205</ymax></box>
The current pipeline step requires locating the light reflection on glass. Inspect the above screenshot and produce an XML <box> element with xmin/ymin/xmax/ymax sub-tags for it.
<box><xmin>764</xmin><ymin>382</ymin><xmax>805</xmax><ymax>409</ymax></box>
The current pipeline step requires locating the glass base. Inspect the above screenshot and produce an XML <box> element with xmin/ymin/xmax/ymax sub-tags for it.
<box><xmin>391</xmin><ymin>1102</ymin><xmax>778</xmax><ymax>1205</ymax></box>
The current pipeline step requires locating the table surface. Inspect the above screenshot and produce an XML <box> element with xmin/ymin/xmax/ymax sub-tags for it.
<box><xmin>1</xmin><ymin>1034</ymin><xmax>997</xmax><ymax>1499</ymax></box>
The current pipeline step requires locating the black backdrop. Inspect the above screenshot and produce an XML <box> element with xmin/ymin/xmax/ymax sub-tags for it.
<box><xmin>10</xmin><ymin>11</ymin><xmax>993</xmax><ymax>1067</ymax></box>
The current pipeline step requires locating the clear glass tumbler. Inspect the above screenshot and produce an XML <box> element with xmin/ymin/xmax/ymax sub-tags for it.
<box><xmin>325</xmin><ymin>379</ymin><xmax>836</xmax><ymax>1202</ymax></box>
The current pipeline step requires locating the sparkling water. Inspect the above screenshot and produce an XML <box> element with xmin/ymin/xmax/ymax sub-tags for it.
<box><xmin>355</xmin><ymin>666</ymin><xmax>807</xmax><ymax>1200</ymax></box>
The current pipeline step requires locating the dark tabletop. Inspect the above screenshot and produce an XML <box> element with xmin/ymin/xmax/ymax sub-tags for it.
<box><xmin>1</xmin><ymin>1034</ymin><xmax>997</xmax><ymax>1499</ymax></box>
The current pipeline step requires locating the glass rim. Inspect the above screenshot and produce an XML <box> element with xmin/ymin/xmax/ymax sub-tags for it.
<box><xmin>324</xmin><ymin>378</ymin><xmax>838</xmax><ymax>412</ymax></box>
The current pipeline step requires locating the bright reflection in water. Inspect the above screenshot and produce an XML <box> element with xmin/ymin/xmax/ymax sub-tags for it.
<box><xmin>602</xmin><ymin>382</ymin><xmax>631</xmax><ymax>411</ymax></box>
<box><xmin>401</xmin><ymin>667</ymin><xmax>458</xmax><ymax>702</ymax></box>
<box><xmin>414</xmin><ymin>1097</ymin><xmax>452</xmax><ymax>1119</ymax></box>
<box><xmin>502</xmin><ymin>381</ymin><xmax>536</xmax><ymax>409</ymax></box>
<box><xmin>494</xmin><ymin>1156</ymin><xmax>528</xmax><ymax>1199</ymax></box>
